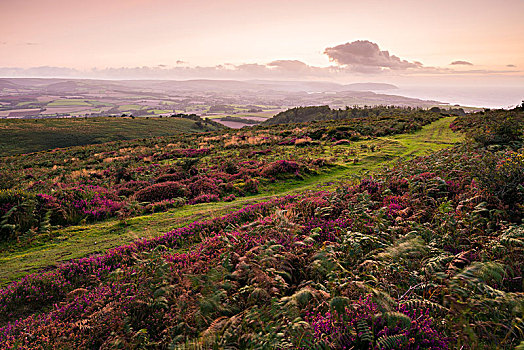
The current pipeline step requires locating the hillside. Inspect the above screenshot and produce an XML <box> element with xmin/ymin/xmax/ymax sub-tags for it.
<box><xmin>0</xmin><ymin>107</ymin><xmax>522</xmax><ymax>349</ymax></box>
<box><xmin>0</xmin><ymin>114</ymin><xmax>223</xmax><ymax>156</ymax></box>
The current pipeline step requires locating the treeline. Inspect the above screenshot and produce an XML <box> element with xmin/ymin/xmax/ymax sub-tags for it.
<box><xmin>170</xmin><ymin>113</ymin><xmax>224</xmax><ymax>129</ymax></box>
<box><xmin>263</xmin><ymin>105</ymin><xmax>463</xmax><ymax>125</ymax></box>
<box><xmin>220</xmin><ymin>116</ymin><xmax>260</xmax><ymax>125</ymax></box>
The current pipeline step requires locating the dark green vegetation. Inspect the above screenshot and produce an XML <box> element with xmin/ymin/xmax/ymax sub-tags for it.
<box><xmin>263</xmin><ymin>105</ymin><xmax>465</xmax><ymax>125</ymax></box>
<box><xmin>0</xmin><ymin>106</ymin><xmax>523</xmax><ymax>349</ymax></box>
<box><xmin>219</xmin><ymin>115</ymin><xmax>261</xmax><ymax>125</ymax></box>
<box><xmin>0</xmin><ymin>114</ymin><xmax>223</xmax><ymax>156</ymax></box>
<box><xmin>451</xmin><ymin>107</ymin><xmax>524</xmax><ymax>147</ymax></box>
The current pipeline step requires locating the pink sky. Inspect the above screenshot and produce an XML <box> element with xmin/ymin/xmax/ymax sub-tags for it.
<box><xmin>1</xmin><ymin>0</ymin><xmax>523</xmax><ymax>84</ymax></box>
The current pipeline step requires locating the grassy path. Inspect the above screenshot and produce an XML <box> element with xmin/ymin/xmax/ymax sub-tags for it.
<box><xmin>0</xmin><ymin>117</ymin><xmax>463</xmax><ymax>285</ymax></box>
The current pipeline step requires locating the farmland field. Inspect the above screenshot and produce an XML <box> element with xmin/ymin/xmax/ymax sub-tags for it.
<box><xmin>0</xmin><ymin>78</ymin><xmax>466</xmax><ymax>124</ymax></box>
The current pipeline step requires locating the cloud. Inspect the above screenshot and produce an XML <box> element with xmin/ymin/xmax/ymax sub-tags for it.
<box><xmin>0</xmin><ymin>40</ymin><xmax>519</xmax><ymax>80</ymax></box>
<box><xmin>446</xmin><ymin>69</ymin><xmax>520</xmax><ymax>74</ymax></box>
<box><xmin>235</xmin><ymin>63</ymin><xmax>270</xmax><ymax>75</ymax></box>
<box><xmin>450</xmin><ymin>60</ymin><xmax>473</xmax><ymax>66</ymax></box>
<box><xmin>0</xmin><ymin>42</ymin><xmax>6</xmax><ymax>45</ymax></box>
<box><xmin>324</xmin><ymin>40</ymin><xmax>423</xmax><ymax>71</ymax></box>
<box><xmin>267</xmin><ymin>60</ymin><xmax>309</xmax><ymax>72</ymax></box>
<box><xmin>25</xmin><ymin>42</ymin><xmax>39</xmax><ymax>46</ymax></box>
<box><xmin>507</xmin><ymin>64</ymin><xmax>516</xmax><ymax>68</ymax></box>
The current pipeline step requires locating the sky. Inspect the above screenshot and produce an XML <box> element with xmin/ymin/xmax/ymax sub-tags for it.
<box><xmin>1</xmin><ymin>0</ymin><xmax>524</xmax><ymax>86</ymax></box>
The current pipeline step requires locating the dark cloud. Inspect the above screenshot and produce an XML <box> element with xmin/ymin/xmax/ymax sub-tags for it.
<box><xmin>507</xmin><ymin>64</ymin><xmax>516</xmax><ymax>68</ymax></box>
<box><xmin>450</xmin><ymin>60</ymin><xmax>473</xmax><ymax>66</ymax></box>
<box><xmin>176</xmin><ymin>60</ymin><xmax>187</xmax><ymax>65</ymax></box>
<box><xmin>324</xmin><ymin>40</ymin><xmax>422</xmax><ymax>70</ymax></box>
<box><xmin>25</xmin><ymin>42</ymin><xmax>39</xmax><ymax>46</ymax></box>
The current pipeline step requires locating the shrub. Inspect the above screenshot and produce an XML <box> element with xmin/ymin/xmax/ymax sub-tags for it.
<box><xmin>0</xmin><ymin>195</ymin><xmax>40</xmax><ymax>241</ymax></box>
<box><xmin>144</xmin><ymin>198</ymin><xmax>186</xmax><ymax>213</ymax></box>
<box><xmin>452</xmin><ymin>110</ymin><xmax>524</xmax><ymax>147</ymax></box>
<box><xmin>0</xmin><ymin>189</ymin><xmax>32</xmax><ymax>216</ymax></box>
<box><xmin>188</xmin><ymin>176</ymin><xmax>220</xmax><ymax>197</ymax></box>
<box><xmin>0</xmin><ymin>171</ymin><xmax>16</xmax><ymax>190</ymax></box>
<box><xmin>243</xmin><ymin>178</ymin><xmax>259</xmax><ymax>194</ymax></box>
<box><xmin>189</xmin><ymin>193</ymin><xmax>220</xmax><ymax>204</ymax></box>
<box><xmin>154</xmin><ymin>172</ymin><xmax>186</xmax><ymax>183</ymax></box>
<box><xmin>134</xmin><ymin>182</ymin><xmax>189</xmax><ymax>202</ymax></box>
<box><xmin>115</xmin><ymin>180</ymin><xmax>150</xmax><ymax>197</ymax></box>
<box><xmin>261</xmin><ymin>160</ymin><xmax>300</xmax><ymax>178</ymax></box>
<box><xmin>223</xmin><ymin>194</ymin><xmax>236</xmax><ymax>202</ymax></box>
<box><xmin>473</xmin><ymin>150</ymin><xmax>524</xmax><ymax>218</ymax></box>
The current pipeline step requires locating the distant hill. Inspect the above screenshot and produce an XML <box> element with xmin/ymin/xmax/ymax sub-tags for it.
<box><xmin>0</xmin><ymin>79</ymin><xmax>20</xmax><ymax>90</ymax></box>
<box><xmin>44</xmin><ymin>81</ymin><xmax>84</xmax><ymax>93</ymax></box>
<box><xmin>0</xmin><ymin>78</ymin><xmax>445</xmax><ymax>120</ymax></box>
<box><xmin>127</xmin><ymin>79</ymin><xmax>398</xmax><ymax>93</ymax></box>
<box><xmin>343</xmin><ymin>82</ymin><xmax>397</xmax><ymax>91</ymax></box>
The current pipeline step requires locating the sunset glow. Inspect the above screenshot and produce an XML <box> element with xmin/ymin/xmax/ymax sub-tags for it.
<box><xmin>1</xmin><ymin>0</ymin><xmax>523</xmax><ymax>84</ymax></box>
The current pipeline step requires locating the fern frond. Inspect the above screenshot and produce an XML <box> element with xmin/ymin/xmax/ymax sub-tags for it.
<box><xmin>38</xmin><ymin>209</ymin><xmax>52</xmax><ymax>235</ymax></box>
<box><xmin>376</xmin><ymin>237</ymin><xmax>428</xmax><ymax>260</ymax></box>
<box><xmin>376</xmin><ymin>334</ymin><xmax>408</xmax><ymax>349</ymax></box>
<box><xmin>400</xmin><ymin>299</ymin><xmax>448</xmax><ymax>314</ymax></box>
<box><xmin>423</xmin><ymin>254</ymin><xmax>454</xmax><ymax>275</ymax></box>
<box><xmin>381</xmin><ymin>311</ymin><xmax>412</xmax><ymax>331</ymax></box>
<box><xmin>356</xmin><ymin>319</ymin><xmax>373</xmax><ymax>344</ymax></box>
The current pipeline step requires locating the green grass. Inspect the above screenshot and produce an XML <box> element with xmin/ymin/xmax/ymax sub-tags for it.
<box><xmin>16</xmin><ymin>101</ymin><xmax>39</xmax><ymax>107</ymax></box>
<box><xmin>118</xmin><ymin>104</ymin><xmax>143</xmax><ymax>111</ymax></box>
<box><xmin>0</xmin><ymin>117</ymin><xmax>223</xmax><ymax>156</ymax></box>
<box><xmin>0</xmin><ymin>201</ymin><xmax>243</xmax><ymax>284</ymax></box>
<box><xmin>0</xmin><ymin>117</ymin><xmax>463</xmax><ymax>285</ymax></box>
<box><xmin>150</xmin><ymin>109</ymin><xmax>174</xmax><ymax>114</ymax></box>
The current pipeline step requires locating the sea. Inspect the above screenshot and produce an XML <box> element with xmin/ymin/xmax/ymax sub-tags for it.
<box><xmin>393</xmin><ymin>85</ymin><xmax>524</xmax><ymax>109</ymax></box>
